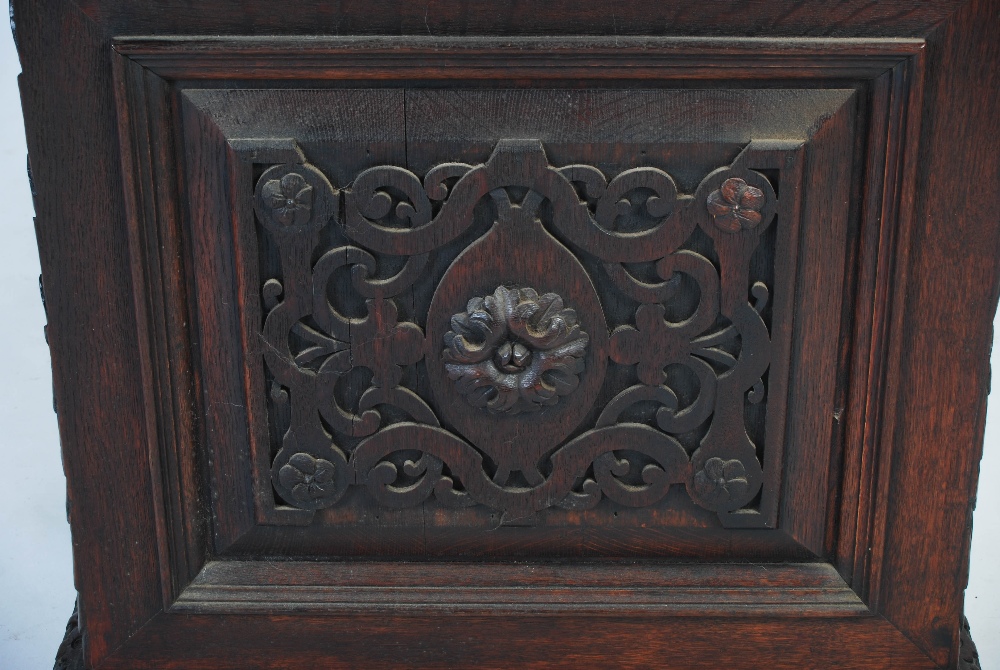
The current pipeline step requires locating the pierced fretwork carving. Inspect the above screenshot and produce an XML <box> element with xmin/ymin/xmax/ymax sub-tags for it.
<box><xmin>254</xmin><ymin>139</ymin><xmax>782</xmax><ymax>523</ymax></box>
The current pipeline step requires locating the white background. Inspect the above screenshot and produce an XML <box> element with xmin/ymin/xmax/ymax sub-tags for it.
<box><xmin>0</xmin><ymin>22</ymin><xmax>996</xmax><ymax>670</ymax></box>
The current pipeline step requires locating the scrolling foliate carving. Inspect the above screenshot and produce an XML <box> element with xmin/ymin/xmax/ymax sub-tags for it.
<box><xmin>254</xmin><ymin>139</ymin><xmax>783</xmax><ymax>523</ymax></box>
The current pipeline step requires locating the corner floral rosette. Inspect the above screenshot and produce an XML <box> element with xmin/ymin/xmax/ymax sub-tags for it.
<box><xmin>443</xmin><ymin>285</ymin><xmax>589</xmax><ymax>415</ymax></box>
<box><xmin>707</xmin><ymin>177</ymin><xmax>765</xmax><ymax>233</ymax></box>
<box><xmin>692</xmin><ymin>457</ymin><xmax>749</xmax><ymax>507</ymax></box>
<box><xmin>262</xmin><ymin>172</ymin><xmax>313</xmax><ymax>227</ymax></box>
<box><xmin>277</xmin><ymin>452</ymin><xmax>337</xmax><ymax>506</ymax></box>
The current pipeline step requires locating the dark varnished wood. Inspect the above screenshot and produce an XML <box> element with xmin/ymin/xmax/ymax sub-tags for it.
<box><xmin>960</xmin><ymin>617</ymin><xmax>983</xmax><ymax>670</ymax></box>
<box><xmin>14</xmin><ymin>2</ymin><xmax>164</xmax><ymax>664</ymax></box>
<box><xmin>112</xmin><ymin>52</ymin><xmax>206</xmax><ymax>602</ymax></box>
<box><xmin>248</xmin><ymin>137</ymin><xmax>786</xmax><ymax>524</ymax></box>
<box><xmin>97</xmin><ymin>615</ymin><xmax>941</xmax><ymax>670</ymax></box>
<box><xmin>870</xmin><ymin>0</ymin><xmax>998</xmax><ymax>663</ymax></box>
<box><xmin>175</xmin><ymin>87</ymin><xmax>842</xmax><ymax>557</ymax></box>
<box><xmin>12</xmin><ymin>0</ymin><xmax>998</xmax><ymax>668</ymax></box>
<box><xmin>115</xmin><ymin>35</ymin><xmax>925</xmax><ymax>81</ymax></box>
<box><xmin>173</xmin><ymin>561</ymin><xmax>868</xmax><ymax>616</ymax></box>
<box><xmin>53</xmin><ymin>602</ymin><xmax>83</xmax><ymax>670</ymax></box>
<box><xmin>83</xmin><ymin>0</ymin><xmax>966</xmax><ymax>39</ymax></box>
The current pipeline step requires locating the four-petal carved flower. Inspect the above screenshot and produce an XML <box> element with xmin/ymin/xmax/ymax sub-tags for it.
<box><xmin>707</xmin><ymin>177</ymin><xmax>765</xmax><ymax>233</ymax></box>
<box><xmin>262</xmin><ymin>172</ymin><xmax>314</xmax><ymax>226</ymax></box>
<box><xmin>443</xmin><ymin>286</ymin><xmax>589</xmax><ymax>415</ymax></box>
<box><xmin>609</xmin><ymin>303</ymin><xmax>692</xmax><ymax>386</ymax></box>
<box><xmin>692</xmin><ymin>457</ymin><xmax>749</xmax><ymax>506</ymax></box>
<box><xmin>278</xmin><ymin>452</ymin><xmax>336</xmax><ymax>504</ymax></box>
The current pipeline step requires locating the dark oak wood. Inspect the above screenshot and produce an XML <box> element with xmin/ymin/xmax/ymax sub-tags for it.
<box><xmin>960</xmin><ymin>617</ymin><xmax>983</xmax><ymax>670</ymax></box>
<box><xmin>53</xmin><ymin>601</ymin><xmax>83</xmax><ymax>670</ymax></box>
<box><xmin>12</xmin><ymin>0</ymin><xmax>998</xmax><ymax>668</ymax></box>
<box><xmin>173</xmin><ymin>561</ymin><xmax>868</xmax><ymax>616</ymax></box>
<box><xmin>169</xmin><ymin>83</ymin><xmax>854</xmax><ymax>560</ymax></box>
<box><xmin>246</xmin><ymin>136</ymin><xmax>787</xmax><ymax>523</ymax></box>
<box><xmin>80</xmin><ymin>0</ymin><xmax>967</xmax><ymax>38</ymax></box>
<box><xmin>116</xmin><ymin>35</ymin><xmax>924</xmax><ymax>81</ymax></box>
<box><xmin>15</xmin><ymin>2</ymin><xmax>163</xmax><ymax>664</ymax></box>
<box><xmin>872</xmin><ymin>2</ymin><xmax>998</xmax><ymax>662</ymax></box>
<box><xmin>94</xmin><ymin>616</ymin><xmax>942</xmax><ymax>670</ymax></box>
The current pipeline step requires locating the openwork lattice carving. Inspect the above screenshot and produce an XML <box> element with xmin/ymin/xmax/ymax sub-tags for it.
<box><xmin>254</xmin><ymin>139</ymin><xmax>781</xmax><ymax>523</ymax></box>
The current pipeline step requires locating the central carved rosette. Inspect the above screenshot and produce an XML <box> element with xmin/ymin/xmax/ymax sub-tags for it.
<box><xmin>494</xmin><ymin>340</ymin><xmax>532</xmax><ymax>372</ymax></box>
<box><xmin>443</xmin><ymin>286</ymin><xmax>589</xmax><ymax>415</ymax></box>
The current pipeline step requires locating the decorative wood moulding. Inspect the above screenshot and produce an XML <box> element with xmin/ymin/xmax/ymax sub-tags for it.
<box><xmin>113</xmin><ymin>35</ymin><xmax>926</xmax><ymax>80</ymax></box>
<box><xmin>172</xmin><ymin>560</ymin><xmax>868</xmax><ymax>617</ymax></box>
<box><xmin>253</xmin><ymin>138</ymin><xmax>794</xmax><ymax>525</ymax></box>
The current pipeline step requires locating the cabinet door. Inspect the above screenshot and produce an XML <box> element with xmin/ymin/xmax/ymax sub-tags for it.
<box><xmin>20</xmin><ymin>2</ymin><xmax>999</xmax><ymax>668</ymax></box>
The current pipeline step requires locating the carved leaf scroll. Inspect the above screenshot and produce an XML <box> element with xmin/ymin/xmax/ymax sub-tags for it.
<box><xmin>253</xmin><ymin>139</ymin><xmax>779</xmax><ymax>522</ymax></box>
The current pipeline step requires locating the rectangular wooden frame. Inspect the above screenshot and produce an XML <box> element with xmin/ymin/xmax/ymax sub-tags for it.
<box><xmin>16</xmin><ymin>1</ymin><xmax>999</xmax><ymax>668</ymax></box>
<box><xmin>173</xmin><ymin>87</ymin><xmax>852</xmax><ymax>559</ymax></box>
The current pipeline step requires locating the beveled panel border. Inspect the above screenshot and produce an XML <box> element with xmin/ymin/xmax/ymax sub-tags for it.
<box><xmin>173</xmin><ymin>561</ymin><xmax>868</xmax><ymax>617</ymax></box>
<box><xmin>171</xmin><ymin>83</ymin><xmax>854</xmax><ymax>559</ymax></box>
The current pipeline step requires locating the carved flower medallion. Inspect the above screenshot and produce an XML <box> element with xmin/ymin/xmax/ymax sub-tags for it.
<box><xmin>277</xmin><ymin>452</ymin><xmax>338</xmax><ymax>506</ymax></box>
<box><xmin>443</xmin><ymin>286</ymin><xmax>589</xmax><ymax>415</ymax></box>
<box><xmin>262</xmin><ymin>172</ymin><xmax>313</xmax><ymax>226</ymax></box>
<box><xmin>707</xmin><ymin>177</ymin><xmax>765</xmax><ymax>233</ymax></box>
<box><xmin>692</xmin><ymin>457</ymin><xmax>750</xmax><ymax>507</ymax></box>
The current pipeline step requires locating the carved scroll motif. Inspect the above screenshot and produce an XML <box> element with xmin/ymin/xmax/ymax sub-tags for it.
<box><xmin>254</xmin><ymin>140</ymin><xmax>778</xmax><ymax>521</ymax></box>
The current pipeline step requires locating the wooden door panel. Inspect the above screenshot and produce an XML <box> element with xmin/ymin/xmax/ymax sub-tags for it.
<box><xmin>107</xmin><ymin>34</ymin><xmax>912</xmax><ymax>658</ymax></box>
<box><xmin>19</xmin><ymin>1</ymin><xmax>998</xmax><ymax>667</ymax></box>
<box><xmin>159</xmin><ymin>80</ymin><xmax>862</xmax><ymax>561</ymax></box>
<box><xmin>111</xmin><ymin>34</ymin><xmax>920</xmax><ymax>662</ymax></box>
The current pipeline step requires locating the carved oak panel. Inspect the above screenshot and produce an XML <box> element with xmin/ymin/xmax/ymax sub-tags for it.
<box><xmin>174</xmin><ymin>85</ymin><xmax>852</xmax><ymax>557</ymax></box>
<box><xmin>253</xmin><ymin>135</ymin><xmax>795</xmax><ymax>527</ymax></box>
